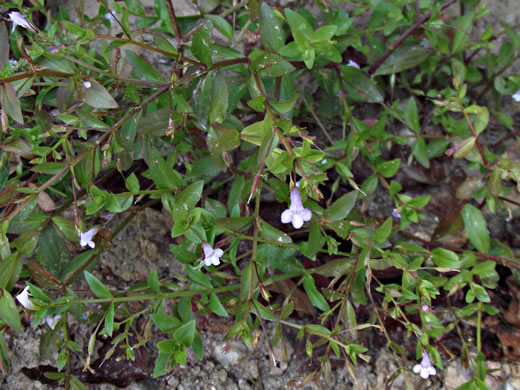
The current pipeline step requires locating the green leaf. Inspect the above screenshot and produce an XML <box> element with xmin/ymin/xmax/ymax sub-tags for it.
<box><xmin>432</xmin><ymin>248</ymin><xmax>461</xmax><ymax>269</ymax></box>
<box><xmin>259</xmin><ymin>220</ymin><xmax>292</xmax><ymax>244</ymax></box>
<box><xmin>452</xmin><ymin>13</ymin><xmax>473</xmax><ymax>54</ymax></box>
<box><xmin>270</xmin><ymin>97</ymin><xmax>298</xmax><ymax>114</ymax></box>
<box><xmin>0</xmin><ymin>332</ymin><xmax>10</xmax><ymax>372</ymax></box>
<box><xmin>213</xmin><ymin>128</ymin><xmax>240</xmax><ymax>152</ymax></box>
<box><xmin>260</xmin><ymin>3</ymin><xmax>286</xmax><ymax>51</ymax></box>
<box><xmin>173</xmin><ymin>319</ymin><xmax>196</xmax><ymax>347</ymax></box>
<box><xmin>1</xmin><ymin>84</ymin><xmax>24</xmax><ymax>124</ymax></box>
<box><xmin>39</xmin><ymin>224</ymin><xmax>70</xmax><ymax>277</ymax></box>
<box><xmin>13</xmin><ymin>231</ymin><xmax>40</xmax><ymax>257</ymax></box>
<box><xmin>374</xmin><ymin>217</ymin><xmax>392</xmax><ymax>244</ymax></box>
<box><xmin>472</xmin><ymin>261</ymin><xmax>495</xmax><ymax>277</ymax></box>
<box><xmin>206</xmin><ymin>15</ymin><xmax>233</xmax><ymax>41</ymax></box>
<box><xmin>341</xmin><ymin>66</ymin><xmax>383</xmax><ymax>103</ymax></box>
<box><xmin>311</xmin><ymin>25</ymin><xmax>337</xmax><ymax>42</ymax></box>
<box><xmin>150</xmin><ymin>313</ymin><xmax>181</xmax><ymax>333</ymax></box>
<box><xmin>323</xmin><ymin>191</ymin><xmax>357</xmax><ymax>221</ymax></box>
<box><xmin>125</xmin><ymin>173</ymin><xmax>140</xmax><ymax>194</ymax></box>
<box><xmin>84</xmin><ymin>271</ymin><xmax>112</xmax><ymax>299</ymax></box>
<box><xmin>216</xmin><ymin>217</ymin><xmax>253</xmax><ymax>232</ymax></box>
<box><xmin>193</xmin><ymin>71</ymin><xmax>215</xmax><ymax>129</ymax></box>
<box><xmin>126</xmin><ymin>50</ymin><xmax>166</xmax><ymax>83</ymax></box>
<box><xmin>403</xmin><ymin>98</ymin><xmax>419</xmax><ymax>132</ymax></box>
<box><xmin>412</xmin><ymin>137</ymin><xmax>430</xmax><ymax>169</ymax></box>
<box><xmin>31</xmin><ymin>162</ymin><xmax>67</xmax><ymax>175</ymax></box>
<box><xmin>192</xmin><ymin>21</ymin><xmax>213</xmax><ymax>67</ymax></box>
<box><xmin>303</xmin><ymin>274</ymin><xmax>330</xmax><ymax>312</ymax></box>
<box><xmin>377</xmin><ymin>159</ymin><xmax>400</xmax><ymax>178</ymax></box>
<box><xmin>147</xmin><ymin>147</ymin><xmax>182</xmax><ymax>190</ymax></box>
<box><xmin>0</xmin><ymin>290</ymin><xmax>21</xmax><ymax>332</ymax></box>
<box><xmin>209</xmin><ymin>292</ymin><xmax>228</xmax><ymax>317</ymax></box>
<box><xmin>104</xmin><ymin>303</ymin><xmax>114</xmax><ymax>337</ymax></box>
<box><xmin>251</xmin><ymin>52</ymin><xmax>295</xmax><ymax>78</ymax></box>
<box><xmin>247</xmin><ymin>96</ymin><xmax>266</xmax><ymax>112</ymax></box>
<box><xmin>285</xmin><ymin>8</ymin><xmax>312</xmax><ymax>38</ymax></box>
<box><xmin>0</xmin><ymin>253</ymin><xmax>21</xmax><ymax>291</ymax></box>
<box><xmin>209</xmin><ymin>71</ymin><xmax>228</xmax><ymax>124</ymax></box>
<box><xmin>186</xmin><ymin>266</ymin><xmax>212</xmax><ymax>288</ymax></box>
<box><xmin>147</xmin><ymin>270</ymin><xmax>161</xmax><ymax>293</ymax></box>
<box><xmin>462</xmin><ymin>204</ymin><xmax>490</xmax><ymax>253</ymax></box>
<box><xmin>464</xmin><ymin>105</ymin><xmax>489</xmax><ymax>135</ymax></box>
<box><xmin>306</xmin><ymin>220</ymin><xmax>323</xmax><ymax>259</ymax></box>
<box><xmin>136</xmin><ymin>109</ymin><xmax>169</xmax><ymax>136</ymax></box>
<box><xmin>153</xmin><ymin>352</ymin><xmax>170</xmax><ymax>378</ymax></box>
<box><xmin>373</xmin><ymin>45</ymin><xmax>431</xmax><ymax>76</ymax></box>
<box><xmin>175</xmin><ymin>181</ymin><xmax>204</xmax><ymax>210</ymax></box>
<box><xmin>77</xmin><ymin>78</ymin><xmax>118</xmax><ymax>109</ymax></box>
<box><xmin>453</xmin><ymin>137</ymin><xmax>476</xmax><ymax>159</ymax></box>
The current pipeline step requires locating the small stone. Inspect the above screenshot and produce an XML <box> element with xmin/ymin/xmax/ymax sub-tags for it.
<box><xmin>213</xmin><ymin>341</ymin><xmax>247</xmax><ymax>368</ymax></box>
<box><xmin>216</xmin><ymin>368</ymin><xmax>227</xmax><ymax>383</ymax></box>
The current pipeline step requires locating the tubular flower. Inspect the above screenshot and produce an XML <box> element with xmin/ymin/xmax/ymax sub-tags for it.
<box><xmin>79</xmin><ymin>227</ymin><xmax>99</xmax><ymax>248</ymax></box>
<box><xmin>413</xmin><ymin>352</ymin><xmax>437</xmax><ymax>379</ymax></box>
<box><xmin>281</xmin><ymin>187</ymin><xmax>312</xmax><ymax>229</ymax></box>
<box><xmin>16</xmin><ymin>286</ymin><xmax>37</xmax><ymax>310</ymax></box>
<box><xmin>9</xmin><ymin>11</ymin><xmax>37</xmax><ymax>33</ymax></box>
<box><xmin>202</xmin><ymin>243</ymin><xmax>223</xmax><ymax>267</ymax></box>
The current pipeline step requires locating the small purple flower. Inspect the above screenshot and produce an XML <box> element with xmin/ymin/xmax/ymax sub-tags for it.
<box><xmin>513</xmin><ymin>90</ymin><xmax>520</xmax><ymax>102</ymax></box>
<box><xmin>421</xmin><ymin>304</ymin><xmax>429</xmax><ymax>312</ymax></box>
<box><xmin>392</xmin><ymin>208</ymin><xmax>401</xmax><ymax>219</ymax></box>
<box><xmin>79</xmin><ymin>227</ymin><xmax>99</xmax><ymax>248</ymax></box>
<box><xmin>413</xmin><ymin>352</ymin><xmax>436</xmax><ymax>379</ymax></box>
<box><xmin>9</xmin><ymin>11</ymin><xmax>37</xmax><ymax>33</ymax></box>
<box><xmin>281</xmin><ymin>187</ymin><xmax>312</xmax><ymax>229</ymax></box>
<box><xmin>202</xmin><ymin>243</ymin><xmax>223</xmax><ymax>267</ymax></box>
<box><xmin>82</xmin><ymin>81</ymin><xmax>92</xmax><ymax>88</ymax></box>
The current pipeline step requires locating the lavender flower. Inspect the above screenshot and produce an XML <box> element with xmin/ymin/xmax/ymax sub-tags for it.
<box><xmin>392</xmin><ymin>208</ymin><xmax>401</xmax><ymax>219</ymax></box>
<box><xmin>9</xmin><ymin>11</ymin><xmax>37</xmax><ymax>33</ymax></box>
<box><xmin>513</xmin><ymin>90</ymin><xmax>520</xmax><ymax>102</ymax></box>
<box><xmin>281</xmin><ymin>187</ymin><xmax>312</xmax><ymax>229</ymax></box>
<box><xmin>413</xmin><ymin>352</ymin><xmax>437</xmax><ymax>379</ymax></box>
<box><xmin>79</xmin><ymin>227</ymin><xmax>99</xmax><ymax>248</ymax></box>
<box><xmin>202</xmin><ymin>243</ymin><xmax>223</xmax><ymax>267</ymax></box>
<box><xmin>82</xmin><ymin>81</ymin><xmax>92</xmax><ymax>88</ymax></box>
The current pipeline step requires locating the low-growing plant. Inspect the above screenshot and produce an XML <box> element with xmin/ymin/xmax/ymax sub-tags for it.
<box><xmin>0</xmin><ymin>0</ymin><xmax>519</xmax><ymax>388</ymax></box>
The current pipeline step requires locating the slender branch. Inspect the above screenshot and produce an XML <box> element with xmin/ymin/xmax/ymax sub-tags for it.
<box><xmin>368</xmin><ymin>0</ymin><xmax>457</xmax><ymax>76</ymax></box>
<box><xmin>165</xmin><ymin>0</ymin><xmax>183</xmax><ymax>42</ymax></box>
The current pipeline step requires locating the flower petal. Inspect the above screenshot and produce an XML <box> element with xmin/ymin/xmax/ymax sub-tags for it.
<box><xmin>413</xmin><ymin>364</ymin><xmax>421</xmax><ymax>374</ymax></box>
<box><xmin>291</xmin><ymin>214</ymin><xmax>304</xmax><ymax>229</ymax></box>
<box><xmin>301</xmin><ymin>208</ymin><xmax>312</xmax><ymax>222</ymax></box>
<box><xmin>210</xmin><ymin>256</ymin><xmax>221</xmax><ymax>266</ymax></box>
<box><xmin>202</xmin><ymin>242</ymin><xmax>212</xmax><ymax>257</ymax></box>
<box><xmin>213</xmin><ymin>248</ymin><xmax>224</xmax><ymax>258</ymax></box>
<box><xmin>420</xmin><ymin>369</ymin><xmax>429</xmax><ymax>379</ymax></box>
<box><xmin>281</xmin><ymin>209</ymin><xmax>293</xmax><ymax>224</ymax></box>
